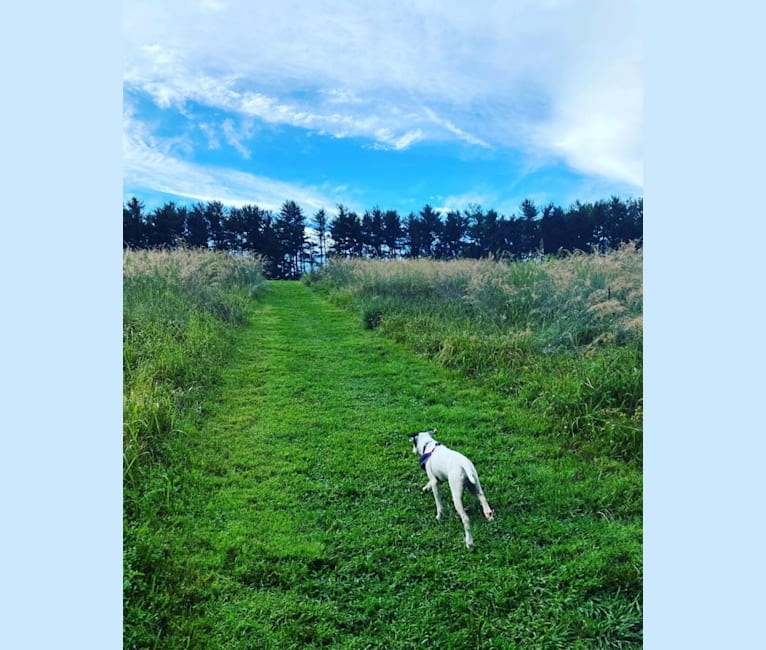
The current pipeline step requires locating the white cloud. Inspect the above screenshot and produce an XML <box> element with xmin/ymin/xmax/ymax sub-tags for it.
<box><xmin>423</xmin><ymin>107</ymin><xmax>490</xmax><ymax>149</ymax></box>
<box><xmin>370</xmin><ymin>128</ymin><xmax>425</xmax><ymax>151</ymax></box>
<box><xmin>198</xmin><ymin>122</ymin><xmax>220</xmax><ymax>150</ymax></box>
<box><xmin>433</xmin><ymin>190</ymin><xmax>495</xmax><ymax>214</ymax></box>
<box><xmin>537</xmin><ymin>57</ymin><xmax>643</xmax><ymax>187</ymax></box>
<box><xmin>124</xmin><ymin>0</ymin><xmax>642</xmax><ymax>189</ymax></box>
<box><xmin>221</xmin><ymin>118</ymin><xmax>252</xmax><ymax>159</ymax></box>
<box><xmin>319</xmin><ymin>88</ymin><xmax>366</xmax><ymax>105</ymax></box>
<box><xmin>123</xmin><ymin>115</ymin><xmax>343</xmax><ymax>212</ymax></box>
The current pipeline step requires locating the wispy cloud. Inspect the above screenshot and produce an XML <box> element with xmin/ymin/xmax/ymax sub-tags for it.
<box><xmin>422</xmin><ymin>107</ymin><xmax>490</xmax><ymax>149</ymax></box>
<box><xmin>124</xmin><ymin>0</ymin><xmax>642</xmax><ymax>195</ymax></box>
<box><xmin>123</xmin><ymin>115</ymin><xmax>343</xmax><ymax>212</ymax></box>
<box><xmin>198</xmin><ymin>121</ymin><xmax>220</xmax><ymax>150</ymax></box>
<box><xmin>221</xmin><ymin>118</ymin><xmax>253</xmax><ymax>159</ymax></box>
<box><xmin>432</xmin><ymin>190</ymin><xmax>496</xmax><ymax>214</ymax></box>
<box><xmin>369</xmin><ymin>128</ymin><xmax>425</xmax><ymax>151</ymax></box>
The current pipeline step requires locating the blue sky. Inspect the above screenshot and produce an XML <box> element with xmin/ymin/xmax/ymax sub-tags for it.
<box><xmin>123</xmin><ymin>0</ymin><xmax>642</xmax><ymax>218</ymax></box>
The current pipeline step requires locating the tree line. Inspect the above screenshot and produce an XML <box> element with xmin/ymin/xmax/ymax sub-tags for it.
<box><xmin>123</xmin><ymin>195</ymin><xmax>643</xmax><ymax>279</ymax></box>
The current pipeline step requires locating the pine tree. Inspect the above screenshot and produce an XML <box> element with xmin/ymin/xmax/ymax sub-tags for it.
<box><xmin>123</xmin><ymin>197</ymin><xmax>144</xmax><ymax>249</ymax></box>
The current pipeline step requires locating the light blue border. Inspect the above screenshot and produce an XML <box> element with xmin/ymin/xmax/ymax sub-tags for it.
<box><xmin>0</xmin><ymin>3</ymin><xmax>123</xmax><ymax>647</ymax></box>
<box><xmin>644</xmin><ymin>3</ymin><xmax>766</xmax><ymax>647</ymax></box>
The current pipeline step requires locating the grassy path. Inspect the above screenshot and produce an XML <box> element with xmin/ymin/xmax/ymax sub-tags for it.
<box><xmin>161</xmin><ymin>281</ymin><xmax>641</xmax><ymax>649</ymax></box>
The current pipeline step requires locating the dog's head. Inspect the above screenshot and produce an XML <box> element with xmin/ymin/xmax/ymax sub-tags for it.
<box><xmin>408</xmin><ymin>428</ymin><xmax>437</xmax><ymax>455</ymax></box>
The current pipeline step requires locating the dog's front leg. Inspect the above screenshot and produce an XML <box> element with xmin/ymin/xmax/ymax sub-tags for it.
<box><xmin>422</xmin><ymin>477</ymin><xmax>444</xmax><ymax>520</ymax></box>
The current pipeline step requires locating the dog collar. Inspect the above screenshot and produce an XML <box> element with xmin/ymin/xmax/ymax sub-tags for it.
<box><xmin>418</xmin><ymin>443</ymin><xmax>440</xmax><ymax>470</ymax></box>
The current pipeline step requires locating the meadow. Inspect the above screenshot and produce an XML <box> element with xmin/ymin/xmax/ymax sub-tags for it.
<box><xmin>124</xmin><ymin>247</ymin><xmax>642</xmax><ymax>648</ymax></box>
<box><xmin>123</xmin><ymin>248</ymin><xmax>266</xmax><ymax>645</ymax></box>
<box><xmin>307</xmin><ymin>244</ymin><xmax>643</xmax><ymax>465</ymax></box>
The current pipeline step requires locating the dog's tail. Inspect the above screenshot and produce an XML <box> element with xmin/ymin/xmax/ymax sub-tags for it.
<box><xmin>461</xmin><ymin>459</ymin><xmax>488</xmax><ymax>497</ymax></box>
<box><xmin>462</xmin><ymin>459</ymin><xmax>480</xmax><ymax>487</ymax></box>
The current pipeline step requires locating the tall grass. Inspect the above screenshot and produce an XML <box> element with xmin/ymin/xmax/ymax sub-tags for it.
<box><xmin>307</xmin><ymin>244</ymin><xmax>643</xmax><ymax>463</ymax></box>
<box><xmin>123</xmin><ymin>249</ymin><xmax>266</xmax><ymax>646</ymax></box>
<box><xmin>123</xmin><ymin>248</ymin><xmax>266</xmax><ymax>491</ymax></box>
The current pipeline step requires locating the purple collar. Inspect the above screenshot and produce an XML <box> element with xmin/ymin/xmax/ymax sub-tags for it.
<box><xmin>418</xmin><ymin>442</ymin><xmax>441</xmax><ymax>470</ymax></box>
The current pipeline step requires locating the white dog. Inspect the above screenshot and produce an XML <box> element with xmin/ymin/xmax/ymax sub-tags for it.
<box><xmin>409</xmin><ymin>428</ymin><xmax>494</xmax><ymax>548</ymax></box>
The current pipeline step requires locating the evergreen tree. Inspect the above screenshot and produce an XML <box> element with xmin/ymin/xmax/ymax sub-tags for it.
<box><xmin>258</xmin><ymin>211</ymin><xmax>282</xmax><ymax>278</ymax></box>
<box><xmin>146</xmin><ymin>202</ymin><xmax>184</xmax><ymax>248</ymax></box>
<box><xmin>121</xmin><ymin>195</ymin><xmax>642</xmax><ymax>261</ymax></box>
<box><xmin>242</xmin><ymin>204</ymin><xmax>270</xmax><ymax>254</ymax></box>
<box><xmin>224</xmin><ymin>206</ymin><xmax>246</xmax><ymax>251</ymax></box>
<box><xmin>405</xmin><ymin>211</ymin><xmax>426</xmax><ymax>258</ymax></box>
<box><xmin>439</xmin><ymin>210</ymin><xmax>469</xmax><ymax>259</ymax></box>
<box><xmin>498</xmin><ymin>213</ymin><xmax>523</xmax><ymax>258</ymax></box>
<box><xmin>313</xmin><ymin>208</ymin><xmax>329</xmax><ymax>266</ymax></box>
<box><xmin>277</xmin><ymin>200</ymin><xmax>307</xmax><ymax>278</ymax></box>
<box><xmin>591</xmin><ymin>200</ymin><xmax>611</xmax><ymax>253</ymax></box>
<box><xmin>419</xmin><ymin>204</ymin><xmax>443</xmax><ymax>258</ymax></box>
<box><xmin>361</xmin><ymin>207</ymin><xmax>385</xmax><ymax>258</ymax></box>
<box><xmin>519</xmin><ymin>198</ymin><xmax>541</xmax><ymax>257</ymax></box>
<box><xmin>185</xmin><ymin>202</ymin><xmax>210</xmax><ymax>248</ymax></box>
<box><xmin>205</xmin><ymin>201</ymin><xmax>227</xmax><ymax>251</ymax></box>
<box><xmin>626</xmin><ymin>197</ymin><xmax>643</xmax><ymax>247</ymax></box>
<box><xmin>565</xmin><ymin>201</ymin><xmax>595</xmax><ymax>252</ymax></box>
<box><xmin>467</xmin><ymin>206</ymin><xmax>502</xmax><ymax>259</ymax></box>
<box><xmin>382</xmin><ymin>209</ymin><xmax>404</xmax><ymax>258</ymax></box>
<box><xmin>330</xmin><ymin>204</ymin><xmax>363</xmax><ymax>258</ymax></box>
<box><xmin>123</xmin><ymin>197</ymin><xmax>144</xmax><ymax>249</ymax></box>
<box><xmin>540</xmin><ymin>203</ymin><xmax>568</xmax><ymax>254</ymax></box>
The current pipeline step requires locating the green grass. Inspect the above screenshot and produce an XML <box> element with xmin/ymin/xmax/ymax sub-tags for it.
<box><xmin>306</xmin><ymin>246</ymin><xmax>643</xmax><ymax>465</ymax></box>
<box><xmin>123</xmin><ymin>248</ymin><xmax>266</xmax><ymax>485</ymax></box>
<box><xmin>123</xmin><ymin>249</ymin><xmax>268</xmax><ymax>647</ymax></box>
<box><xmin>124</xmin><ymin>278</ymin><xmax>641</xmax><ymax>649</ymax></box>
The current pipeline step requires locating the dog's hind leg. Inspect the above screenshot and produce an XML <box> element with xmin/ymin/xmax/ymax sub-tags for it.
<box><xmin>478</xmin><ymin>493</ymin><xmax>494</xmax><ymax>520</ymax></box>
<box><xmin>423</xmin><ymin>476</ymin><xmax>444</xmax><ymax>519</ymax></box>
<box><xmin>448</xmin><ymin>475</ymin><xmax>473</xmax><ymax>548</ymax></box>
<box><xmin>465</xmin><ymin>473</ymin><xmax>494</xmax><ymax>521</ymax></box>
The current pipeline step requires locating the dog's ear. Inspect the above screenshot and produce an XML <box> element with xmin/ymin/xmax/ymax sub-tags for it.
<box><xmin>408</xmin><ymin>433</ymin><xmax>419</xmax><ymax>443</ymax></box>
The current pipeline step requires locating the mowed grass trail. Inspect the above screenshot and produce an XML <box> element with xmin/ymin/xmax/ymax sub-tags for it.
<box><xmin>154</xmin><ymin>281</ymin><xmax>641</xmax><ymax>649</ymax></box>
